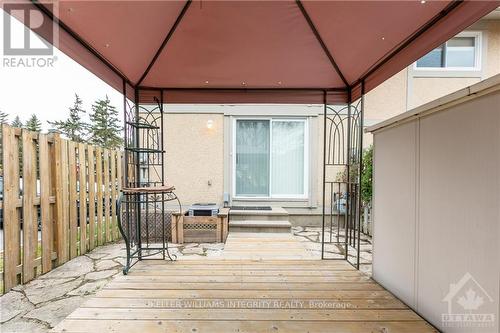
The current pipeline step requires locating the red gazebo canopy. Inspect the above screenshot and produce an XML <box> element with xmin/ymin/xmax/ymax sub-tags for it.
<box><xmin>12</xmin><ymin>0</ymin><xmax>499</xmax><ymax>103</ymax></box>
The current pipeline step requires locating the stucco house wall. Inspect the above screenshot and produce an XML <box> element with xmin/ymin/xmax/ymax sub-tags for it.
<box><xmin>163</xmin><ymin>113</ymin><xmax>224</xmax><ymax>207</ymax></box>
<box><xmin>364</xmin><ymin>18</ymin><xmax>500</xmax><ymax>146</ymax></box>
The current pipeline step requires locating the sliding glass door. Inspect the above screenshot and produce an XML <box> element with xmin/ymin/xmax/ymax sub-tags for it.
<box><xmin>235</xmin><ymin>118</ymin><xmax>307</xmax><ymax>198</ymax></box>
<box><xmin>271</xmin><ymin>120</ymin><xmax>305</xmax><ymax>196</ymax></box>
<box><xmin>235</xmin><ymin>120</ymin><xmax>270</xmax><ymax>196</ymax></box>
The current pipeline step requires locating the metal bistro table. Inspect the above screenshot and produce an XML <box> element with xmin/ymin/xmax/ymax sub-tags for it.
<box><xmin>117</xmin><ymin>186</ymin><xmax>181</xmax><ymax>274</ymax></box>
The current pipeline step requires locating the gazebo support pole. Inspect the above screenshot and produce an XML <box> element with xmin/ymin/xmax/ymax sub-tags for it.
<box><xmin>346</xmin><ymin>89</ymin><xmax>352</xmax><ymax>261</ymax></box>
<box><xmin>122</xmin><ymin>79</ymin><xmax>128</xmax><ymax>187</ymax></box>
<box><xmin>134</xmin><ymin>88</ymin><xmax>142</xmax><ymax>260</ymax></box>
<box><xmin>120</xmin><ymin>79</ymin><xmax>131</xmax><ymax>272</ymax></box>
<box><xmin>356</xmin><ymin>81</ymin><xmax>366</xmax><ymax>270</ymax></box>
<box><xmin>321</xmin><ymin>90</ymin><xmax>327</xmax><ymax>259</ymax></box>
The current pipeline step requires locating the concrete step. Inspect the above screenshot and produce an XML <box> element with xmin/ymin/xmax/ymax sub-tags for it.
<box><xmin>229</xmin><ymin>207</ymin><xmax>289</xmax><ymax>222</ymax></box>
<box><xmin>229</xmin><ymin>220</ymin><xmax>292</xmax><ymax>233</ymax></box>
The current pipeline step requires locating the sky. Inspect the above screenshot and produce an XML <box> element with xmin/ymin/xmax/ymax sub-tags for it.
<box><xmin>0</xmin><ymin>9</ymin><xmax>123</xmax><ymax>131</ymax></box>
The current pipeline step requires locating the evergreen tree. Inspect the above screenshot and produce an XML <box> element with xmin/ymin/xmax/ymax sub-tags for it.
<box><xmin>11</xmin><ymin>115</ymin><xmax>23</xmax><ymax>128</ymax></box>
<box><xmin>25</xmin><ymin>114</ymin><xmax>42</xmax><ymax>132</ymax></box>
<box><xmin>48</xmin><ymin>94</ymin><xmax>88</xmax><ymax>142</ymax></box>
<box><xmin>0</xmin><ymin>110</ymin><xmax>8</xmax><ymax>124</ymax></box>
<box><xmin>88</xmin><ymin>96</ymin><xmax>122</xmax><ymax>149</ymax></box>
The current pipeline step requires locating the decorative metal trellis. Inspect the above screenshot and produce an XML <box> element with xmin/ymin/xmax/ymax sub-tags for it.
<box><xmin>321</xmin><ymin>92</ymin><xmax>364</xmax><ymax>269</ymax></box>
<box><xmin>117</xmin><ymin>91</ymin><xmax>181</xmax><ymax>274</ymax></box>
<box><xmin>123</xmin><ymin>95</ymin><xmax>164</xmax><ymax>188</ymax></box>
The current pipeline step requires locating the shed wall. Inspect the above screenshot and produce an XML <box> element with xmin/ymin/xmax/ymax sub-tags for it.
<box><xmin>372</xmin><ymin>88</ymin><xmax>500</xmax><ymax>332</ymax></box>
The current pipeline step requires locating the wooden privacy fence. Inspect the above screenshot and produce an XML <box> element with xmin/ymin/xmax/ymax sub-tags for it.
<box><xmin>0</xmin><ymin>125</ymin><xmax>122</xmax><ymax>293</ymax></box>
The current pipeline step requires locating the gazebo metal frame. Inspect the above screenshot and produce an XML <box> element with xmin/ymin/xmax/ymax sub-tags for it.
<box><xmin>119</xmin><ymin>83</ymin><xmax>365</xmax><ymax>268</ymax></box>
<box><xmin>15</xmin><ymin>0</ymin><xmax>497</xmax><ymax>270</ymax></box>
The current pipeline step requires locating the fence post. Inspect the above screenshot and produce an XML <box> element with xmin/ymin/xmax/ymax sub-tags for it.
<box><xmin>103</xmin><ymin>149</ymin><xmax>110</xmax><ymax>243</ymax></box>
<box><xmin>2</xmin><ymin>125</ymin><xmax>20</xmax><ymax>292</ymax></box>
<box><xmin>96</xmin><ymin>148</ymin><xmax>103</xmax><ymax>246</ymax></box>
<box><xmin>87</xmin><ymin>146</ymin><xmax>96</xmax><ymax>250</ymax></box>
<box><xmin>68</xmin><ymin>141</ymin><xmax>78</xmax><ymax>258</ymax></box>
<box><xmin>22</xmin><ymin>130</ymin><xmax>37</xmax><ymax>283</ymax></box>
<box><xmin>78</xmin><ymin>143</ymin><xmax>88</xmax><ymax>254</ymax></box>
<box><xmin>39</xmin><ymin>134</ymin><xmax>52</xmax><ymax>273</ymax></box>
<box><xmin>110</xmin><ymin>150</ymin><xmax>117</xmax><ymax>241</ymax></box>
<box><xmin>55</xmin><ymin>136</ymin><xmax>69</xmax><ymax>264</ymax></box>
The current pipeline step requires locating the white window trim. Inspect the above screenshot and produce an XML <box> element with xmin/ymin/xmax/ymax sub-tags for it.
<box><xmin>413</xmin><ymin>31</ymin><xmax>482</xmax><ymax>72</ymax></box>
<box><xmin>232</xmin><ymin>117</ymin><xmax>309</xmax><ymax>200</ymax></box>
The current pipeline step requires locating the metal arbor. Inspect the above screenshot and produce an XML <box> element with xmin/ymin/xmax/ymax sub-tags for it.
<box><xmin>321</xmin><ymin>88</ymin><xmax>364</xmax><ymax>269</ymax></box>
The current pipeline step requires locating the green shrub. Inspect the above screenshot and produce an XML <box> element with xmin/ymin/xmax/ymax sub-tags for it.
<box><xmin>361</xmin><ymin>145</ymin><xmax>373</xmax><ymax>204</ymax></box>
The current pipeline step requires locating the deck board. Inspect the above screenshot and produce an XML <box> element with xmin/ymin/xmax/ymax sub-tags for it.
<box><xmin>68</xmin><ymin>308</ymin><xmax>422</xmax><ymax>321</ymax></box>
<box><xmin>95</xmin><ymin>289</ymin><xmax>397</xmax><ymax>299</ymax></box>
<box><xmin>52</xmin><ymin>234</ymin><xmax>436</xmax><ymax>332</ymax></box>
<box><xmin>82</xmin><ymin>297</ymin><xmax>407</xmax><ymax>309</ymax></box>
<box><xmin>53</xmin><ymin>319</ymin><xmax>437</xmax><ymax>333</ymax></box>
<box><xmin>53</xmin><ymin>260</ymin><xmax>436</xmax><ymax>333</ymax></box>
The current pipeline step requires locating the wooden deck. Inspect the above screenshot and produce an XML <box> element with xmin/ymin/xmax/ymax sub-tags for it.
<box><xmin>219</xmin><ymin>232</ymin><xmax>317</xmax><ymax>260</ymax></box>
<box><xmin>53</xmin><ymin>233</ymin><xmax>436</xmax><ymax>332</ymax></box>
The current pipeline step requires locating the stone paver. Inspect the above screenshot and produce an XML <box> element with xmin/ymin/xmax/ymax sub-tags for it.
<box><xmin>0</xmin><ymin>227</ymin><xmax>372</xmax><ymax>332</ymax></box>
<box><xmin>39</xmin><ymin>256</ymin><xmax>93</xmax><ymax>279</ymax></box>
<box><xmin>67</xmin><ymin>280</ymin><xmax>110</xmax><ymax>296</ymax></box>
<box><xmin>0</xmin><ymin>291</ymin><xmax>34</xmax><ymax>323</ymax></box>
<box><xmin>1</xmin><ymin>318</ymin><xmax>48</xmax><ymax>333</ymax></box>
<box><xmin>95</xmin><ymin>259</ymin><xmax>121</xmax><ymax>271</ymax></box>
<box><xmin>0</xmin><ymin>241</ymin><xmax>125</xmax><ymax>332</ymax></box>
<box><xmin>23</xmin><ymin>278</ymin><xmax>83</xmax><ymax>305</ymax></box>
<box><xmin>84</xmin><ymin>269</ymin><xmax>119</xmax><ymax>281</ymax></box>
<box><xmin>24</xmin><ymin>296</ymin><xmax>86</xmax><ymax>328</ymax></box>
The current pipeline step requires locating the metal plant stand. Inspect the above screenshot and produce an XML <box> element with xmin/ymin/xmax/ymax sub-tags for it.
<box><xmin>117</xmin><ymin>186</ymin><xmax>181</xmax><ymax>274</ymax></box>
<box><xmin>118</xmin><ymin>92</ymin><xmax>181</xmax><ymax>274</ymax></box>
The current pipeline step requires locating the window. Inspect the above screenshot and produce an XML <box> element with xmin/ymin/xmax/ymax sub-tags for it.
<box><xmin>234</xmin><ymin>118</ymin><xmax>308</xmax><ymax>198</ymax></box>
<box><xmin>415</xmin><ymin>32</ymin><xmax>481</xmax><ymax>70</ymax></box>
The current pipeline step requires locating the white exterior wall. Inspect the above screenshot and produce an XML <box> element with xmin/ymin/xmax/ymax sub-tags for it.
<box><xmin>371</xmin><ymin>78</ymin><xmax>500</xmax><ymax>332</ymax></box>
